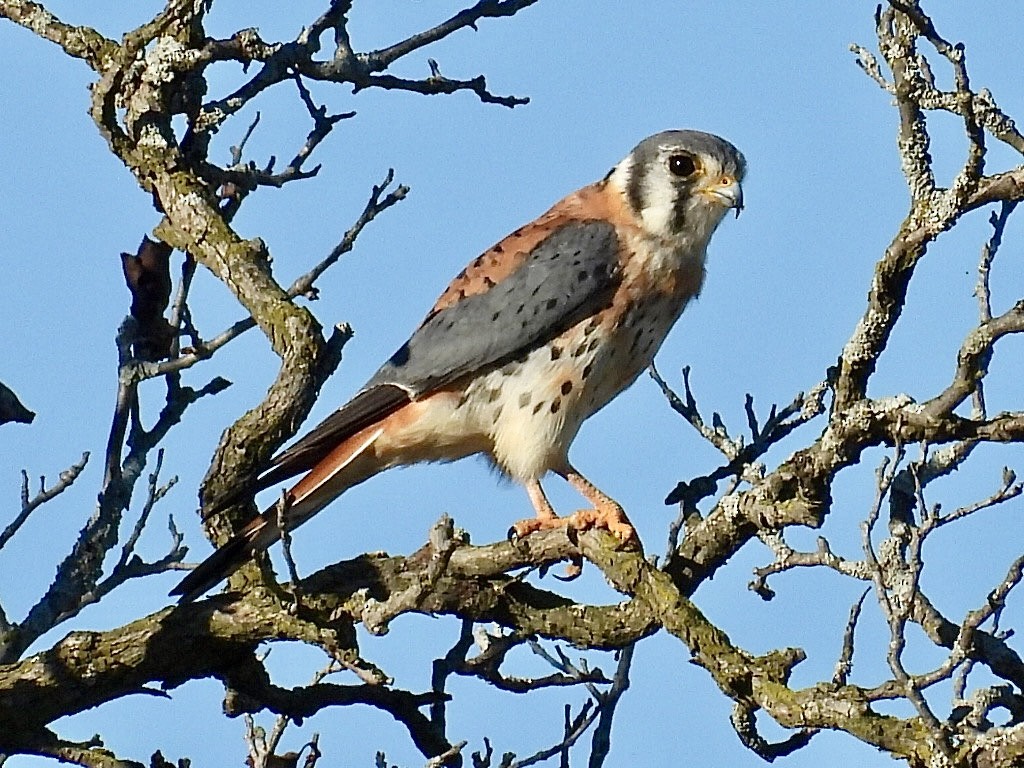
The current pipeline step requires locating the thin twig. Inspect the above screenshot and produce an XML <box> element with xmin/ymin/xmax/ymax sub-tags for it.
<box><xmin>1</xmin><ymin>453</ymin><xmax>90</xmax><ymax>552</ymax></box>
<box><xmin>277</xmin><ymin>491</ymin><xmax>303</xmax><ymax>609</ymax></box>
<box><xmin>833</xmin><ymin>589</ymin><xmax>870</xmax><ymax>687</ymax></box>
<box><xmin>587</xmin><ymin>643</ymin><xmax>634</xmax><ymax>767</ymax></box>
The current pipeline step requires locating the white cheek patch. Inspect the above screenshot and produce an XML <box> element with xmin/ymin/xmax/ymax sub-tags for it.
<box><xmin>638</xmin><ymin>170</ymin><xmax>678</xmax><ymax>238</ymax></box>
<box><xmin>608</xmin><ymin>154</ymin><xmax>678</xmax><ymax>239</ymax></box>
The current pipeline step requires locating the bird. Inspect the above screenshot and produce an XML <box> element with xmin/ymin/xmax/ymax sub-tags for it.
<box><xmin>170</xmin><ymin>129</ymin><xmax>745</xmax><ymax>603</ymax></box>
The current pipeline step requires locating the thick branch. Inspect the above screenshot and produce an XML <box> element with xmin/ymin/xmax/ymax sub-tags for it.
<box><xmin>0</xmin><ymin>1</ymin><xmax>115</xmax><ymax>67</ymax></box>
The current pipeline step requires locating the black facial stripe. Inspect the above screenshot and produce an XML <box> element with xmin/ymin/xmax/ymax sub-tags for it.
<box><xmin>625</xmin><ymin>159</ymin><xmax>645</xmax><ymax>217</ymax></box>
<box><xmin>670</xmin><ymin>180</ymin><xmax>695</xmax><ymax>233</ymax></box>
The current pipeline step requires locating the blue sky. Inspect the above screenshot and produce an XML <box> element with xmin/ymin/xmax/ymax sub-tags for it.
<box><xmin>2</xmin><ymin>2</ymin><xmax>1023</xmax><ymax>766</ymax></box>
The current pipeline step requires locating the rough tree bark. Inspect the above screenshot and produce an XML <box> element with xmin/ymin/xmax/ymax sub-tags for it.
<box><xmin>1</xmin><ymin>3</ymin><xmax>1023</xmax><ymax>768</ymax></box>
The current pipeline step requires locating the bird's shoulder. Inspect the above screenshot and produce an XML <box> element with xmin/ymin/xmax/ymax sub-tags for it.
<box><xmin>426</xmin><ymin>180</ymin><xmax>639</xmax><ymax>319</ymax></box>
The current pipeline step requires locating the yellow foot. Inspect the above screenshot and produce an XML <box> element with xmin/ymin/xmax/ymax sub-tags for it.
<box><xmin>509</xmin><ymin>507</ymin><xmax>636</xmax><ymax>543</ymax></box>
<box><xmin>565</xmin><ymin>507</ymin><xmax>636</xmax><ymax>543</ymax></box>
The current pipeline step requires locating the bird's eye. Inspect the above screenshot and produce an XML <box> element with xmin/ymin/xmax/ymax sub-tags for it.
<box><xmin>668</xmin><ymin>153</ymin><xmax>698</xmax><ymax>178</ymax></box>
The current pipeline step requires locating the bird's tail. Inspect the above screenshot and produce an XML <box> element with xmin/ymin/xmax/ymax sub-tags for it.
<box><xmin>169</xmin><ymin>515</ymin><xmax>280</xmax><ymax>604</ymax></box>
<box><xmin>170</xmin><ymin>425</ymin><xmax>387</xmax><ymax>604</ymax></box>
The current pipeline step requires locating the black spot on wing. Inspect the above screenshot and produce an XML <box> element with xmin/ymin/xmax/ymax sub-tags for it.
<box><xmin>367</xmin><ymin>220</ymin><xmax>621</xmax><ymax>394</ymax></box>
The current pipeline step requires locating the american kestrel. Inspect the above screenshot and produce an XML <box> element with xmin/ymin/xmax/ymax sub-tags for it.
<box><xmin>172</xmin><ymin>130</ymin><xmax>745</xmax><ymax>603</ymax></box>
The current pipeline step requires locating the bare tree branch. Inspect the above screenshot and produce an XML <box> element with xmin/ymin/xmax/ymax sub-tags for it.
<box><xmin>3</xmin><ymin>2</ymin><xmax>1024</xmax><ymax>767</ymax></box>
<box><xmin>0</xmin><ymin>453</ymin><xmax>89</xmax><ymax>554</ymax></box>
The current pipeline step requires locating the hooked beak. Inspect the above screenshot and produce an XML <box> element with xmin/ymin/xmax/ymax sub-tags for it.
<box><xmin>703</xmin><ymin>178</ymin><xmax>744</xmax><ymax>218</ymax></box>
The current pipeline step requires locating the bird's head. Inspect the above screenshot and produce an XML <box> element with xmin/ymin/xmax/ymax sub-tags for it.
<box><xmin>609</xmin><ymin>130</ymin><xmax>746</xmax><ymax>244</ymax></box>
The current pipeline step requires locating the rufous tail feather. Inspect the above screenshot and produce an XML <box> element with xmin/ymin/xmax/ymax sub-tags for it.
<box><xmin>170</xmin><ymin>426</ymin><xmax>385</xmax><ymax>604</ymax></box>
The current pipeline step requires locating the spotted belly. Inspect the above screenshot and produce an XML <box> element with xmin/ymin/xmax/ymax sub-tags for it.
<box><xmin>450</xmin><ymin>292</ymin><xmax>688</xmax><ymax>481</ymax></box>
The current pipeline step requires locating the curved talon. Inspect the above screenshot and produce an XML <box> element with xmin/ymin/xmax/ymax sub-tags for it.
<box><xmin>553</xmin><ymin>555</ymin><xmax>584</xmax><ymax>581</ymax></box>
<box><xmin>509</xmin><ymin>517</ymin><xmax>554</xmax><ymax>540</ymax></box>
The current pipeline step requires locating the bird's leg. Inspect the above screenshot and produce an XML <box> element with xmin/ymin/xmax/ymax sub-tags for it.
<box><xmin>560</xmin><ymin>466</ymin><xmax>636</xmax><ymax>543</ymax></box>
<box><xmin>510</xmin><ymin>470</ymin><xmax>636</xmax><ymax>544</ymax></box>
<box><xmin>510</xmin><ymin>478</ymin><xmax>562</xmax><ymax>538</ymax></box>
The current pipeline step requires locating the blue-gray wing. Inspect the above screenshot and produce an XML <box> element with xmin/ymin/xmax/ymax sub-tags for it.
<box><xmin>367</xmin><ymin>219</ymin><xmax>621</xmax><ymax>394</ymax></box>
